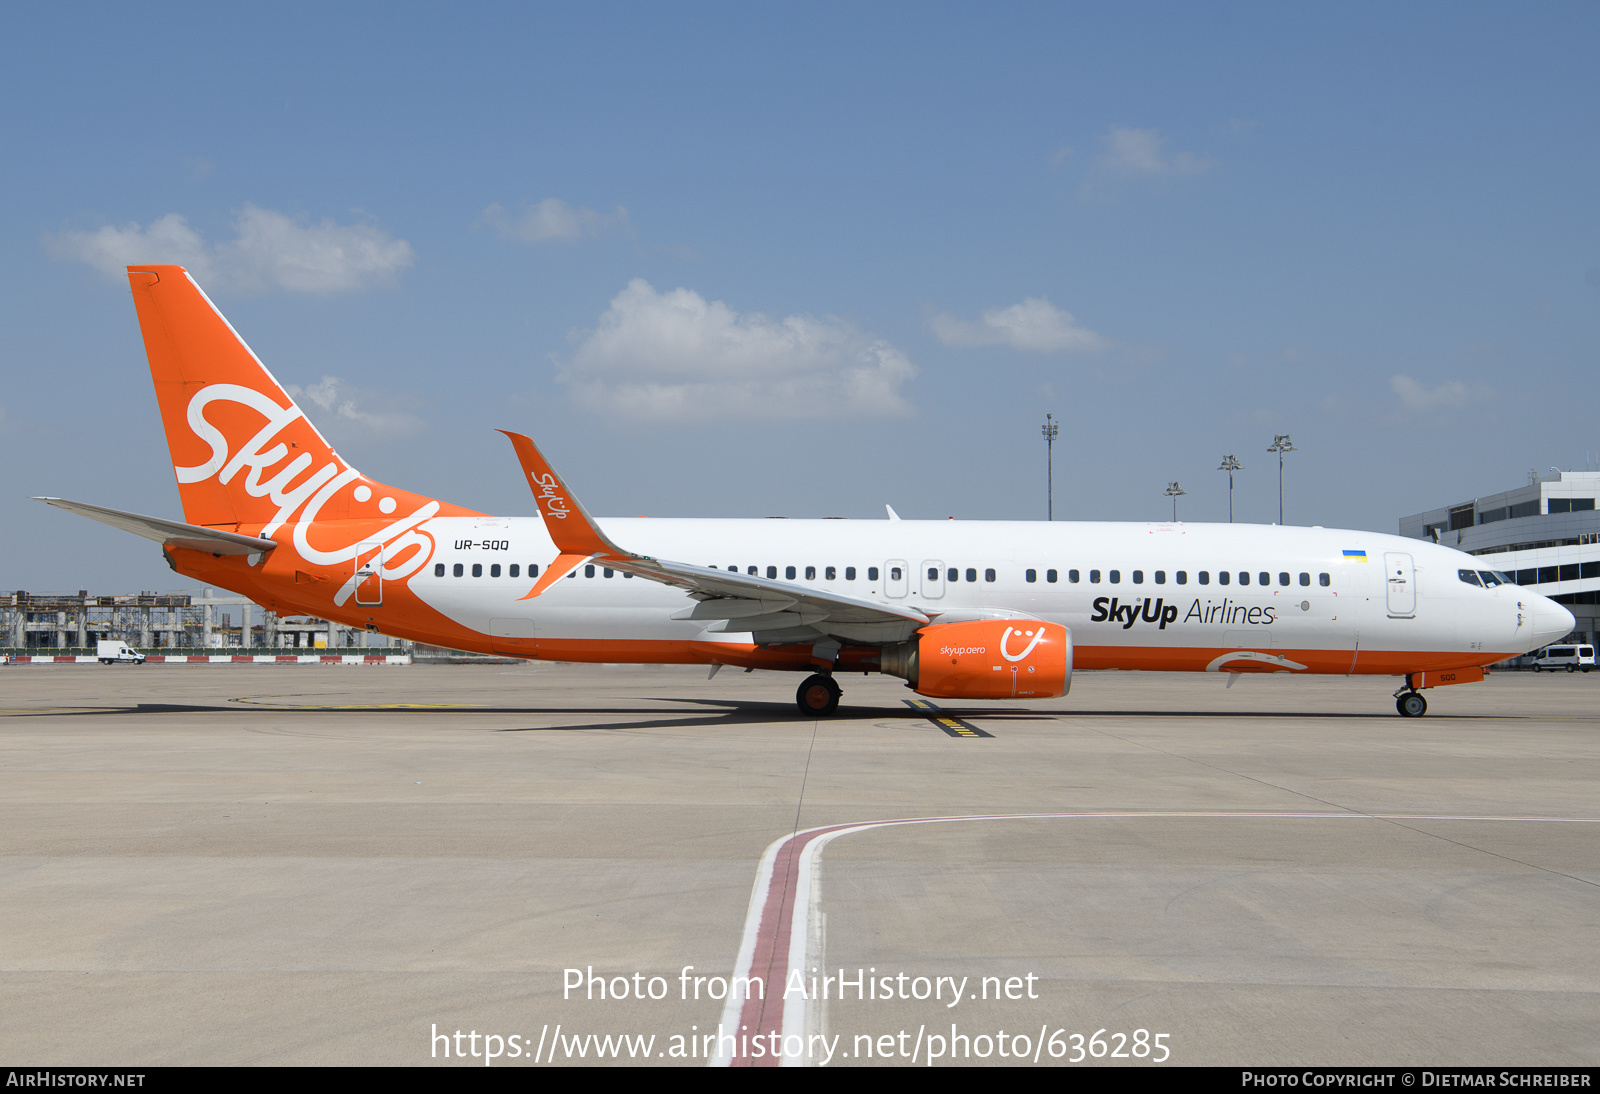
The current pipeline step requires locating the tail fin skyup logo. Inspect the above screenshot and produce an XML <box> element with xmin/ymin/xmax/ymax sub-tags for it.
<box><xmin>178</xmin><ymin>382</ymin><xmax>440</xmax><ymax>604</ymax></box>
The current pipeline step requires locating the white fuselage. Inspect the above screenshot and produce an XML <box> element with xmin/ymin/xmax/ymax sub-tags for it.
<box><xmin>404</xmin><ymin>516</ymin><xmax>1571</xmax><ymax>670</ymax></box>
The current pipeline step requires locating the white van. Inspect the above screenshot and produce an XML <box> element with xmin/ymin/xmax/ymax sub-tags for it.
<box><xmin>1532</xmin><ymin>645</ymin><xmax>1595</xmax><ymax>673</ymax></box>
<box><xmin>96</xmin><ymin>640</ymin><xmax>146</xmax><ymax>665</ymax></box>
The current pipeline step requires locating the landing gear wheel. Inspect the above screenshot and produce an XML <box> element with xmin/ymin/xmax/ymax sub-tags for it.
<box><xmin>1396</xmin><ymin>691</ymin><xmax>1428</xmax><ymax>718</ymax></box>
<box><xmin>796</xmin><ymin>673</ymin><xmax>841</xmax><ymax>717</ymax></box>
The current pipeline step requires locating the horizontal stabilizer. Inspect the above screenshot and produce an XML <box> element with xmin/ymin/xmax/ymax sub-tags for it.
<box><xmin>32</xmin><ymin>497</ymin><xmax>278</xmax><ymax>555</ymax></box>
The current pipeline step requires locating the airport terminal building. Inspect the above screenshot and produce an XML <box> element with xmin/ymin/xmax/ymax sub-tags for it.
<box><xmin>1400</xmin><ymin>469</ymin><xmax>1599</xmax><ymax>649</ymax></box>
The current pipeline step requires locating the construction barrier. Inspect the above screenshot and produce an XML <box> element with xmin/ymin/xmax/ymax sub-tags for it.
<box><xmin>3</xmin><ymin>654</ymin><xmax>411</xmax><ymax>665</ymax></box>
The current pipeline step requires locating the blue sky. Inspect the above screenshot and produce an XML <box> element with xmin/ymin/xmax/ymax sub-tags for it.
<box><xmin>4</xmin><ymin>3</ymin><xmax>1597</xmax><ymax>591</ymax></box>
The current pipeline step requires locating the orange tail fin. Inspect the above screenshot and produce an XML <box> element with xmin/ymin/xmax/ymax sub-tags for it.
<box><xmin>125</xmin><ymin>265</ymin><xmax>455</xmax><ymax>536</ymax></box>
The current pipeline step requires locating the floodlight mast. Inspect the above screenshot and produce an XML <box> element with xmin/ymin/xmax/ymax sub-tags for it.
<box><xmin>1164</xmin><ymin>481</ymin><xmax>1186</xmax><ymax>522</ymax></box>
<box><xmin>1267</xmin><ymin>434</ymin><xmax>1296</xmax><ymax>525</ymax></box>
<box><xmin>1217</xmin><ymin>454</ymin><xmax>1243</xmax><ymax>523</ymax></box>
<box><xmin>1042</xmin><ymin>414</ymin><xmax>1059</xmax><ymax>520</ymax></box>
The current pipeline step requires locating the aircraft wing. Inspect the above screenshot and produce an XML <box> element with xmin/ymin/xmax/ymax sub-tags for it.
<box><xmin>32</xmin><ymin>497</ymin><xmax>279</xmax><ymax>555</ymax></box>
<box><xmin>498</xmin><ymin>431</ymin><xmax>928</xmax><ymax>644</ymax></box>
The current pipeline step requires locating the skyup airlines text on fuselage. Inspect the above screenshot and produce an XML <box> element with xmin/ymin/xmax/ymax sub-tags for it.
<box><xmin>36</xmin><ymin>266</ymin><xmax>1574</xmax><ymax>718</ymax></box>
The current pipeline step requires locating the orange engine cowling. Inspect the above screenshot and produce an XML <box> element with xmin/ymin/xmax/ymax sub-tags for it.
<box><xmin>880</xmin><ymin>619</ymin><xmax>1071</xmax><ymax>700</ymax></box>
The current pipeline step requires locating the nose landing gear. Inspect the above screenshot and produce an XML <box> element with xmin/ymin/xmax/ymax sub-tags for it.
<box><xmin>1395</xmin><ymin>689</ymin><xmax>1428</xmax><ymax>718</ymax></box>
<box><xmin>796</xmin><ymin>673</ymin><xmax>841</xmax><ymax>717</ymax></box>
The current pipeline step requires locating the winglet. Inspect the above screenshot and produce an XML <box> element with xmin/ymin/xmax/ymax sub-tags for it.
<box><xmin>499</xmin><ymin>430</ymin><xmax>640</xmax><ymax>600</ymax></box>
<box><xmin>498</xmin><ymin>430</ymin><xmax>625</xmax><ymax>558</ymax></box>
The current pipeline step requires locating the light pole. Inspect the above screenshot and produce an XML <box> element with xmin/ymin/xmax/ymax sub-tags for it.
<box><xmin>1217</xmin><ymin>454</ymin><xmax>1242</xmax><ymax>523</ymax></box>
<box><xmin>1042</xmin><ymin>413</ymin><xmax>1059</xmax><ymax>520</ymax></box>
<box><xmin>1164</xmin><ymin>481</ymin><xmax>1186</xmax><ymax>522</ymax></box>
<box><xmin>1267</xmin><ymin>434</ymin><xmax>1296</xmax><ymax>525</ymax></box>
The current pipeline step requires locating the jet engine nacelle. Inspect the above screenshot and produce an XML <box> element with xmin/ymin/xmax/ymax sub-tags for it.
<box><xmin>881</xmin><ymin>619</ymin><xmax>1071</xmax><ymax>699</ymax></box>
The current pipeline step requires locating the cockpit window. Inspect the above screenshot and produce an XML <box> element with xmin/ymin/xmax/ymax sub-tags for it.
<box><xmin>1459</xmin><ymin>569</ymin><xmax>1483</xmax><ymax>586</ymax></box>
<box><xmin>1477</xmin><ymin>570</ymin><xmax>1502</xmax><ymax>587</ymax></box>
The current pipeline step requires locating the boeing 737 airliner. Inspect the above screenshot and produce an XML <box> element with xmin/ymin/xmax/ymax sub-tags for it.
<box><xmin>35</xmin><ymin>267</ymin><xmax>1575</xmax><ymax>717</ymax></box>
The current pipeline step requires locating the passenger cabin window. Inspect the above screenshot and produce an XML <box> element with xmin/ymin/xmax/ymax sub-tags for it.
<box><xmin>1278</xmin><ymin>572</ymin><xmax>1289</xmax><ymax>586</ymax></box>
<box><xmin>825</xmin><ymin>566</ymin><xmax>836</xmax><ymax>580</ymax></box>
<box><xmin>1218</xmin><ymin>571</ymin><xmax>1230</xmax><ymax>585</ymax></box>
<box><xmin>806</xmin><ymin>566</ymin><xmax>816</xmax><ymax>580</ymax></box>
<box><xmin>1459</xmin><ymin>569</ymin><xmax>1483</xmax><ymax>586</ymax></box>
<box><xmin>890</xmin><ymin>567</ymin><xmax>902</xmax><ymax>581</ymax></box>
<box><xmin>603</xmin><ymin>568</ymin><xmax>614</xmax><ymax>578</ymax></box>
<box><xmin>928</xmin><ymin>567</ymin><xmax>939</xmax><ymax>581</ymax></box>
<box><xmin>985</xmin><ymin>568</ymin><xmax>996</xmax><ymax>582</ymax></box>
<box><xmin>965</xmin><ymin>568</ymin><xmax>977</xmax><ymax>582</ymax></box>
<box><xmin>1319</xmin><ymin>573</ymin><xmax>1331</xmax><ymax>586</ymax></box>
<box><xmin>491</xmin><ymin>564</ymin><xmax>501</xmax><ymax>577</ymax></box>
<box><xmin>453</xmin><ymin>563</ymin><xmax>464</xmax><ymax>577</ymax></box>
<box><xmin>867</xmin><ymin>567</ymin><xmax>878</xmax><ymax>580</ymax></box>
<box><xmin>748</xmin><ymin>566</ymin><xmax>758</xmax><ymax>575</ymax></box>
<box><xmin>1299</xmin><ymin>572</ymin><xmax>1310</xmax><ymax>586</ymax></box>
<box><xmin>767</xmin><ymin>566</ymin><xmax>777</xmax><ymax>579</ymax></box>
<box><xmin>1026</xmin><ymin>569</ymin><xmax>1037</xmax><ymax>583</ymax></box>
<box><xmin>1259</xmin><ymin>572</ymin><xmax>1270</xmax><ymax>586</ymax></box>
<box><xmin>1048</xmin><ymin>569</ymin><xmax>1059</xmax><ymax>583</ymax></box>
<box><xmin>1176</xmin><ymin>571</ymin><xmax>1187</xmax><ymax>585</ymax></box>
<box><xmin>1090</xmin><ymin>570</ymin><xmax>1101</xmax><ymax>583</ymax></box>
<box><xmin>786</xmin><ymin>566</ymin><xmax>796</xmax><ymax>580</ymax></box>
<box><xmin>1238</xmin><ymin>572</ymin><xmax>1248</xmax><ymax>585</ymax></box>
<box><xmin>1155</xmin><ymin>571</ymin><xmax>1166</xmax><ymax>584</ymax></box>
<box><xmin>1198</xmin><ymin>571</ymin><xmax>1210</xmax><ymax>585</ymax></box>
<box><xmin>1066</xmin><ymin>569</ymin><xmax>1077</xmax><ymax>583</ymax></box>
<box><xmin>434</xmin><ymin>564</ymin><xmax>445</xmax><ymax>577</ymax></box>
<box><xmin>947</xmin><ymin>568</ymin><xmax>958</xmax><ymax>582</ymax></box>
<box><xmin>1109</xmin><ymin>570</ymin><xmax>1120</xmax><ymax>583</ymax></box>
<box><xmin>846</xmin><ymin>567</ymin><xmax>857</xmax><ymax>580</ymax></box>
<box><xmin>509</xmin><ymin>564</ymin><xmax>520</xmax><ymax>578</ymax></box>
<box><xmin>1132</xmin><ymin>570</ymin><xmax>1144</xmax><ymax>584</ymax></box>
<box><xmin>529</xmin><ymin>564</ymin><xmax>539</xmax><ymax>578</ymax></box>
<box><xmin>473</xmin><ymin>564</ymin><xmax>483</xmax><ymax>577</ymax></box>
<box><xmin>584</xmin><ymin>564</ymin><xmax>595</xmax><ymax>578</ymax></box>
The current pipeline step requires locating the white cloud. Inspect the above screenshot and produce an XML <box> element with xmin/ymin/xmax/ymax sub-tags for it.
<box><xmin>1091</xmin><ymin>126</ymin><xmax>1210</xmax><ymax>178</ymax></box>
<box><xmin>558</xmin><ymin>279</ymin><xmax>916</xmax><ymax>420</ymax></box>
<box><xmin>482</xmin><ymin>198</ymin><xmax>628</xmax><ymax>242</ymax></box>
<box><xmin>285</xmin><ymin>375</ymin><xmax>427</xmax><ymax>438</ymax></box>
<box><xmin>47</xmin><ymin>213</ymin><xmax>214</xmax><ymax>279</ymax></box>
<box><xmin>45</xmin><ymin>205</ymin><xmax>414</xmax><ymax>292</ymax></box>
<box><xmin>930</xmin><ymin>297</ymin><xmax>1106</xmax><ymax>353</ymax></box>
<box><xmin>1389</xmin><ymin>374</ymin><xmax>1495</xmax><ymax>412</ymax></box>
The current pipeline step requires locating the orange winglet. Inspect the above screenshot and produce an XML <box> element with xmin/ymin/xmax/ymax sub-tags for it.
<box><xmin>498</xmin><ymin>430</ymin><xmax>623</xmax><ymax>558</ymax></box>
<box><xmin>500</xmin><ymin>430</ymin><xmax>637</xmax><ymax>601</ymax></box>
<box><xmin>517</xmin><ymin>551</ymin><xmax>591</xmax><ymax>601</ymax></box>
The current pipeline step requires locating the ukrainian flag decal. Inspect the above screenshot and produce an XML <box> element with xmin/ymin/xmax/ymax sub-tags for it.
<box><xmin>1342</xmin><ymin>549</ymin><xmax>1368</xmax><ymax>562</ymax></box>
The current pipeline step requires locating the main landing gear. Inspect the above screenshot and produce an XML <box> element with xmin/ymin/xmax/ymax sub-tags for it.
<box><xmin>796</xmin><ymin>673</ymin><xmax>841</xmax><ymax>717</ymax></box>
<box><xmin>1395</xmin><ymin>689</ymin><xmax>1428</xmax><ymax>718</ymax></box>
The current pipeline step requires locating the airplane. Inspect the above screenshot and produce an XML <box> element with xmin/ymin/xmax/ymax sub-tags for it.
<box><xmin>35</xmin><ymin>265</ymin><xmax>1575</xmax><ymax>719</ymax></box>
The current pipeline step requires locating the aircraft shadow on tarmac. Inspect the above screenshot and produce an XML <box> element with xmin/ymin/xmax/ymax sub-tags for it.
<box><xmin>2</xmin><ymin>699</ymin><xmax>1499</xmax><ymax>732</ymax></box>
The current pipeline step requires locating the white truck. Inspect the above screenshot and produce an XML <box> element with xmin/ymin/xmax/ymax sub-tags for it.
<box><xmin>96</xmin><ymin>640</ymin><xmax>146</xmax><ymax>665</ymax></box>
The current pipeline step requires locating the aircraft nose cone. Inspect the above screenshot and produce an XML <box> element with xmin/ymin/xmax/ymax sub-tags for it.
<box><xmin>1531</xmin><ymin>596</ymin><xmax>1576</xmax><ymax>648</ymax></box>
